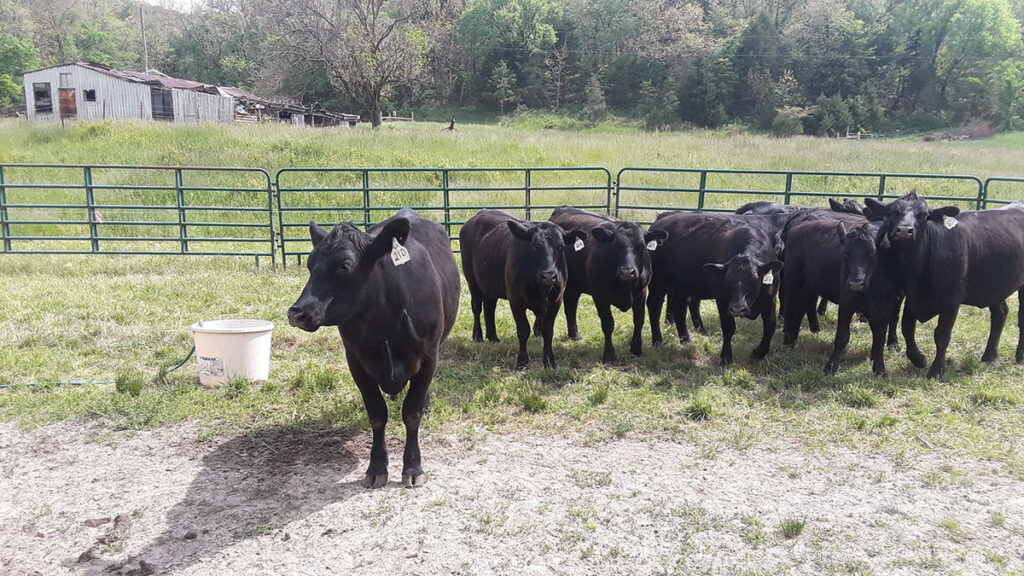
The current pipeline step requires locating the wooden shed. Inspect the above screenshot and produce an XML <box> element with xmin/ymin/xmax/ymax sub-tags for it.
<box><xmin>21</xmin><ymin>62</ymin><xmax>234</xmax><ymax>123</ymax></box>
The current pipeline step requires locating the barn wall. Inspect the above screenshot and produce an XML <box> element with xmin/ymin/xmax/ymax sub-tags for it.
<box><xmin>22</xmin><ymin>64</ymin><xmax>233</xmax><ymax>124</ymax></box>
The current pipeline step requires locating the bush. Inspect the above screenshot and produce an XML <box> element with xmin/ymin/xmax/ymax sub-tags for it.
<box><xmin>771</xmin><ymin>106</ymin><xmax>805</xmax><ymax>137</ymax></box>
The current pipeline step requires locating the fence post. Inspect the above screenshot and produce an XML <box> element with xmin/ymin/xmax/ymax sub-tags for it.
<box><xmin>266</xmin><ymin>171</ymin><xmax>277</xmax><ymax>268</ymax></box>
<box><xmin>362</xmin><ymin>170</ymin><xmax>371</xmax><ymax>230</ymax></box>
<box><xmin>525</xmin><ymin>169</ymin><xmax>532</xmax><ymax>220</ymax></box>
<box><xmin>0</xmin><ymin>167</ymin><xmax>9</xmax><ymax>253</ymax></box>
<box><xmin>877</xmin><ymin>175</ymin><xmax>887</xmax><ymax>199</ymax></box>
<box><xmin>784</xmin><ymin>173</ymin><xmax>793</xmax><ymax>205</ymax></box>
<box><xmin>698</xmin><ymin>171</ymin><xmax>708</xmax><ymax>211</ymax></box>
<box><xmin>275</xmin><ymin>171</ymin><xmax>288</xmax><ymax>269</ymax></box>
<box><xmin>175</xmin><ymin>168</ymin><xmax>188</xmax><ymax>254</ymax></box>
<box><xmin>442</xmin><ymin>169</ymin><xmax>451</xmax><ymax>236</ymax></box>
<box><xmin>979</xmin><ymin>179</ymin><xmax>987</xmax><ymax>210</ymax></box>
<box><xmin>84</xmin><ymin>167</ymin><xmax>100</xmax><ymax>253</ymax></box>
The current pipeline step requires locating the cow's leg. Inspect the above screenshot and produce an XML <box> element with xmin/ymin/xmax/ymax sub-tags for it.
<box><xmin>887</xmin><ymin>296</ymin><xmax>903</xmax><ymax>351</ymax></box>
<box><xmin>928</xmin><ymin>309</ymin><xmax>959</xmax><ymax>379</ymax></box>
<box><xmin>350</xmin><ymin>361</ymin><xmax>389</xmax><ymax>488</ymax></box>
<box><xmin>511</xmin><ymin>302</ymin><xmax>531</xmax><ymax>369</ymax></box>
<box><xmin>782</xmin><ymin>283</ymin><xmax>803</xmax><ymax>346</ymax></box>
<box><xmin>716</xmin><ymin>299</ymin><xmax>736</xmax><ymax>366</ymax></box>
<box><xmin>752</xmin><ymin>299</ymin><xmax>777</xmax><ymax>360</ymax></box>
<box><xmin>689</xmin><ymin>297</ymin><xmax>706</xmax><ymax>334</ymax></box>
<box><xmin>902</xmin><ymin>305</ymin><xmax>927</xmax><ymax>368</ymax></box>
<box><xmin>533</xmin><ymin>313</ymin><xmax>542</xmax><ymax>337</ymax></box>
<box><xmin>596</xmin><ymin>298</ymin><xmax>617</xmax><ymax>364</ymax></box>
<box><xmin>824</xmin><ymin>303</ymin><xmax>855</xmax><ymax>375</ymax></box>
<box><xmin>1017</xmin><ymin>291</ymin><xmax>1024</xmax><ymax>363</ymax></box>
<box><xmin>648</xmin><ymin>284</ymin><xmax>666</xmax><ymax>346</ymax></box>
<box><xmin>401</xmin><ymin>356</ymin><xmax>435</xmax><ymax>488</ymax></box>
<box><xmin>629</xmin><ymin>289</ymin><xmax>646</xmax><ymax>357</ymax></box>
<box><xmin>981</xmin><ymin>300</ymin><xmax>1008</xmax><ymax>363</ymax></box>
<box><xmin>672</xmin><ymin>291</ymin><xmax>691</xmax><ymax>344</ymax></box>
<box><xmin>564</xmin><ymin>288</ymin><xmax>583</xmax><ymax>341</ymax></box>
<box><xmin>664</xmin><ymin>291</ymin><xmax>675</xmax><ymax>326</ymax></box>
<box><xmin>541</xmin><ymin>300</ymin><xmax>561</xmax><ymax>369</ymax></box>
<box><xmin>806</xmin><ymin>297</ymin><xmax>821</xmax><ymax>333</ymax></box>
<box><xmin>817</xmin><ymin>298</ymin><xmax>828</xmax><ymax>316</ymax></box>
<box><xmin>469</xmin><ymin>283</ymin><xmax>484</xmax><ymax>342</ymax></box>
<box><xmin>868</xmin><ymin>312</ymin><xmax>889</xmax><ymax>377</ymax></box>
<box><xmin>483</xmin><ymin>297</ymin><xmax>499</xmax><ymax>342</ymax></box>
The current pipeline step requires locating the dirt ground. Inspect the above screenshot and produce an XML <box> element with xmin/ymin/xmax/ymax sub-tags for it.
<box><xmin>1</xmin><ymin>421</ymin><xmax>1022</xmax><ymax>576</ymax></box>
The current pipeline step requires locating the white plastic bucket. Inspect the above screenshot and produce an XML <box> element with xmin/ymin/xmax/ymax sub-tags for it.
<box><xmin>190</xmin><ymin>319</ymin><xmax>274</xmax><ymax>386</ymax></box>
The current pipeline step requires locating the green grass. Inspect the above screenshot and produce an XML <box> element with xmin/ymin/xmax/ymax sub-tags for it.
<box><xmin>1</xmin><ymin>122</ymin><xmax>1024</xmax><ymax>479</ymax></box>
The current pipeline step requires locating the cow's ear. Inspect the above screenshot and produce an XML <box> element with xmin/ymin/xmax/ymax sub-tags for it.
<box><xmin>507</xmin><ymin>220</ymin><xmax>536</xmax><ymax>241</ymax></box>
<box><xmin>829</xmin><ymin>198</ymin><xmax>844</xmax><ymax>212</ymax></box>
<box><xmin>565</xmin><ymin>229</ymin><xmax>587</xmax><ymax>245</ymax></box>
<box><xmin>772</xmin><ymin>231</ymin><xmax>785</xmax><ymax>257</ymax></box>
<box><xmin>644</xmin><ymin>229</ymin><xmax>668</xmax><ymax>246</ymax></box>
<box><xmin>761</xmin><ymin>260</ymin><xmax>784</xmax><ymax>275</ymax></box>
<box><xmin>836</xmin><ymin>221</ymin><xmax>849</xmax><ymax>244</ymax></box>
<box><xmin>703</xmin><ymin>263</ymin><xmax>727</xmax><ymax>277</ymax></box>
<box><xmin>863</xmin><ymin>198</ymin><xmax>887</xmax><ymax>221</ymax></box>
<box><xmin>309</xmin><ymin>221</ymin><xmax>329</xmax><ymax>247</ymax></box>
<box><xmin>928</xmin><ymin>206</ymin><xmax>960</xmax><ymax>222</ymax></box>
<box><xmin>906</xmin><ymin>191</ymin><xmax>919</xmax><ymax>200</ymax></box>
<box><xmin>366</xmin><ymin>217</ymin><xmax>411</xmax><ymax>260</ymax></box>
<box><xmin>591</xmin><ymin>224</ymin><xmax>615</xmax><ymax>243</ymax></box>
<box><xmin>875</xmin><ymin>223</ymin><xmax>891</xmax><ymax>250</ymax></box>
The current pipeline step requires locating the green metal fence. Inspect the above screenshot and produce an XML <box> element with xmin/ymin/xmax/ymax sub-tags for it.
<box><xmin>4</xmin><ymin>163</ymin><xmax>1023</xmax><ymax>267</ymax></box>
<box><xmin>0</xmin><ymin>164</ymin><xmax>276</xmax><ymax>266</ymax></box>
<box><xmin>614</xmin><ymin>167</ymin><xmax>986</xmax><ymax>223</ymax></box>
<box><xmin>982</xmin><ymin>177</ymin><xmax>1024</xmax><ymax>208</ymax></box>
<box><xmin>275</xmin><ymin>167</ymin><xmax>612</xmax><ymax>264</ymax></box>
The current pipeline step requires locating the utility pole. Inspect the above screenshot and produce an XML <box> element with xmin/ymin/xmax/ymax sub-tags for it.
<box><xmin>140</xmin><ymin>4</ymin><xmax>149</xmax><ymax>73</ymax></box>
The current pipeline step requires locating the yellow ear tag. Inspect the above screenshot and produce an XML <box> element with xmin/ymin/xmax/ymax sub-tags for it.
<box><xmin>391</xmin><ymin>237</ymin><xmax>411</xmax><ymax>266</ymax></box>
<box><xmin>574</xmin><ymin>237</ymin><xmax>584</xmax><ymax>252</ymax></box>
<box><xmin>762</xmin><ymin>270</ymin><xmax>774</xmax><ymax>285</ymax></box>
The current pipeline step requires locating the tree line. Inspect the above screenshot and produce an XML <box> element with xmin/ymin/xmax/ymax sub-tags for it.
<box><xmin>2</xmin><ymin>0</ymin><xmax>1023</xmax><ymax>132</ymax></box>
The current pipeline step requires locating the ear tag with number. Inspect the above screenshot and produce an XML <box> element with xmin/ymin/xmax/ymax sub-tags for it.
<box><xmin>762</xmin><ymin>270</ymin><xmax>774</xmax><ymax>285</ymax></box>
<box><xmin>574</xmin><ymin>237</ymin><xmax>584</xmax><ymax>252</ymax></box>
<box><xmin>647</xmin><ymin>240</ymin><xmax>658</xmax><ymax>251</ymax></box>
<box><xmin>391</xmin><ymin>237</ymin><xmax>411</xmax><ymax>266</ymax></box>
<box><xmin>943</xmin><ymin>215</ymin><xmax>958</xmax><ymax>229</ymax></box>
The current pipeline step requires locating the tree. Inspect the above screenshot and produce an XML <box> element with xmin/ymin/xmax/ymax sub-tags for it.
<box><xmin>276</xmin><ymin>0</ymin><xmax>431</xmax><ymax>127</ymax></box>
<box><xmin>0</xmin><ymin>33</ymin><xmax>39</xmax><ymax>108</ymax></box>
<box><xmin>582</xmin><ymin>75</ymin><xmax>608</xmax><ymax>121</ymax></box>
<box><xmin>543</xmin><ymin>44</ymin><xmax>576</xmax><ymax>110</ymax></box>
<box><xmin>491</xmin><ymin>59</ymin><xmax>517</xmax><ymax>114</ymax></box>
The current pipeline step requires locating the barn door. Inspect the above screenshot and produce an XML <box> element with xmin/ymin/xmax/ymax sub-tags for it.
<box><xmin>59</xmin><ymin>88</ymin><xmax>77</xmax><ymax>119</ymax></box>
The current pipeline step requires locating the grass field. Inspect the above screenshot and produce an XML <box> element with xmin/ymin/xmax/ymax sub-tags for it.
<box><xmin>3</xmin><ymin>120</ymin><xmax>1024</xmax><ymax>574</ymax></box>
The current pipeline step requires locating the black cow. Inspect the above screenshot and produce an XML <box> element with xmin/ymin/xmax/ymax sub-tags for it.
<box><xmin>864</xmin><ymin>193</ymin><xmax>1024</xmax><ymax>378</ymax></box>
<box><xmin>823</xmin><ymin>221</ymin><xmax>903</xmax><ymax>375</ymax></box>
<box><xmin>648</xmin><ymin>212</ymin><xmax>783</xmax><ymax>365</ymax></box>
<box><xmin>288</xmin><ymin>209</ymin><xmax>460</xmax><ymax>488</ymax></box>
<box><xmin>548</xmin><ymin>207</ymin><xmax>668</xmax><ymax>364</ymax></box>
<box><xmin>460</xmin><ymin>209</ymin><xmax>587</xmax><ymax>369</ymax></box>
<box><xmin>780</xmin><ymin>212</ymin><xmax>872</xmax><ymax>345</ymax></box>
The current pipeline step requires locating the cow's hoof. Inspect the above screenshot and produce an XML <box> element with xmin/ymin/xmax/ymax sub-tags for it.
<box><xmin>981</xmin><ymin>352</ymin><xmax>998</xmax><ymax>363</ymax></box>
<box><xmin>694</xmin><ymin>326</ymin><xmax>707</xmax><ymax>335</ymax></box>
<box><xmin>823</xmin><ymin>361</ymin><xmax>837</xmax><ymax>375</ymax></box>
<box><xmin>629</xmin><ymin>346</ymin><xmax>642</xmax><ymax>357</ymax></box>
<box><xmin>751</xmin><ymin>348</ymin><xmax>769</xmax><ymax>360</ymax></box>
<box><xmin>569</xmin><ymin>334</ymin><xmax>583</xmax><ymax>342</ymax></box>
<box><xmin>926</xmin><ymin>365</ymin><xmax>945</xmax><ymax>379</ymax></box>
<box><xmin>873</xmin><ymin>368</ymin><xmax>887</xmax><ymax>378</ymax></box>
<box><xmin>908</xmin><ymin>352</ymin><xmax>928</xmax><ymax>368</ymax></box>
<box><xmin>888</xmin><ymin>342</ymin><xmax>901</xmax><ymax>352</ymax></box>
<box><xmin>402</xmin><ymin>473</ymin><xmax>426</xmax><ymax>488</ymax></box>
<box><xmin>362</xmin><ymin>473</ymin><xmax>388</xmax><ymax>489</ymax></box>
<box><xmin>487</xmin><ymin>336</ymin><xmax>500</xmax><ymax>343</ymax></box>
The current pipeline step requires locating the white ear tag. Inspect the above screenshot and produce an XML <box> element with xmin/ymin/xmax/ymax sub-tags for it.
<box><xmin>647</xmin><ymin>240</ymin><xmax>658</xmax><ymax>251</ymax></box>
<box><xmin>943</xmin><ymin>215</ymin><xmax>958</xmax><ymax>229</ymax></box>
<box><xmin>391</xmin><ymin>237</ymin><xmax>411</xmax><ymax>266</ymax></box>
<box><xmin>762</xmin><ymin>270</ymin><xmax>774</xmax><ymax>285</ymax></box>
<box><xmin>574</xmin><ymin>237</ymin><xmax>584</xmax><ymax>252</ymax></box>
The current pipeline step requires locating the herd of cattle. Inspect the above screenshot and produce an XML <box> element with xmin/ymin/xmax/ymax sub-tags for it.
<box><xmin>287</xmin><ymin>194</ymin><xmax>1024</xmax><ymax>488</ymax></box>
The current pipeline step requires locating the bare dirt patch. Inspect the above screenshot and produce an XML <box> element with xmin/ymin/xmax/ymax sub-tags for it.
<box><xmin>2</xmin><ymin>421</ymin><xmax>1022</xmax><ymax>575</ymax></box>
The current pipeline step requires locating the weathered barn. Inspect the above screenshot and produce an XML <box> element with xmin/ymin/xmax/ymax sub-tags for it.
<box><xmin>21</xmin><ymin>62</ymin><xmax>234</xmax><ymax>123</ymax></box>
<box><xmin>21</xmin><ymin>62</ymin><xmax>360</xmax><ymax>127</ymax></box>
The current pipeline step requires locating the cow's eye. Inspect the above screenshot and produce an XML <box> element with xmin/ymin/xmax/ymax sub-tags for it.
<box><xmin>337</xmin><ymin>261</ymin><xmax>353</xmax><ymax>273</ymax></box>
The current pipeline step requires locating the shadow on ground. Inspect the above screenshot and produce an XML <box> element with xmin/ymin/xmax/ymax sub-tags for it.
<box><xmin>82</xmin><ymin>426</ymin><xmax>364</xmax><ymax>575</ymax></box>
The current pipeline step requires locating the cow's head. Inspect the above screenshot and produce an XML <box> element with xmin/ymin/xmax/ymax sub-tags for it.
<box><xmin>829</xmin><ymin>197</ymin><xmax>864</xmax><ymax>215</ymax></box>
<box><xmin>590</xmin><ymin>221</ymin><xmax>668</xmax><ymax>284</ymax></box>
<box><xmin>838</xmin><ymin>221</ymin><xmax>881</xmax><ymax>292</ymax></box>
<box><xmin>288</xmin><ymin>218</ymin><xmax>409</xmax><ymax>331</ymax></box>
<box><xmin>508</xmin><ymin>220</ymin><xmax>587</xmax><ymax>289</ymax></box>
<box><xmin>863</xmin><ymin>192</ymin><xmax>959</xmax><ymax>244</ymax></box>
<box><xmin>703</xmin><ymin>255</ymin><xmax>783</xmax><ymax>319</ymax></box>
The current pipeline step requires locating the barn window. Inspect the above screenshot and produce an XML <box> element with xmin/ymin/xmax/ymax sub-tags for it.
<box><xmin>33</xmin><ymin>83</ymin><xmax>52</xmax><ymax>113</ymax></box>
<box><xmin>150</xmin><ymin>87</ymin><xmax>174</xmax><ymax>121</ymax></box>
<box><xmin>84</xmin><ymin>90</ymin><xmax>96</xmax><ymax>102</ymax></box>
<box><xmin>59</xmin><ymin>73</ymin><xmax>72</xmax><ymax>88</ymax></box>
